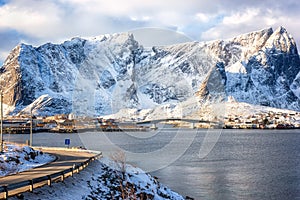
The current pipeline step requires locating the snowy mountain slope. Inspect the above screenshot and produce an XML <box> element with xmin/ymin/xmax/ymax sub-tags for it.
<box><xmin>0</xmin><ymin>26</ymin><xmax>299</xmax><ymax>116</ymax></box>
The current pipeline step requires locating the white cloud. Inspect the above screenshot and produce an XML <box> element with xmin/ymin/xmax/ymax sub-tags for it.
<box><xmin>0</xmin><ymin>0</ymin><xmax>203</xmax><ymax>41</ymax></box>
<box><xmin>0</xmin><ymin>0</ymin><xmax>63</xmax><ymax>38</ymax></box>
<box><xmin>195</xmin><ymin>13</ymin><xmax>210</xmax><ymax>23</ymax></box>
<box><xmin>130</xmin><ymin>16</ymin><xmax>150</xmax><ymax>22</ymax></box>
<box><xmin>223</xmin><ymin>8</ymin><xmax>260</xmax><ymax>25</ymax></box>
<box><xmin>0</xmin><ymin>0</ymin><xmax>300</xmax><ymax>65</ymax></box>
<box><xmin>200</xmin><ymin>6</ymin><xmax>300</xmax><ymax>45</ymax></box>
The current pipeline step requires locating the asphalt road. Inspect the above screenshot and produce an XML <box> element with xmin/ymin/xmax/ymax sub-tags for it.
<box><xmin>0</xmin><ymin>148</ymin><xmax>98</xmax><ymax>197</ymax></box>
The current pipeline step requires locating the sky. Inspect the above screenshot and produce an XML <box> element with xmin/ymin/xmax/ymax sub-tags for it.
<box><xmin>0</xmin><ymin>0</ymin><xmax>300</xmax><ymax>65</ymax></box>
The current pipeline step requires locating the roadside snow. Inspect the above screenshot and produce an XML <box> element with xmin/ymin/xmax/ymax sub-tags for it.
<box><xmin>11</xmin><ymin>157</ymin><xmax>184</xmax><ymax>200</ymax></box>
<box><xmin>0</xmin><ymin>144</ymin><xmax>56</xmax><ymax>177</ymax></box>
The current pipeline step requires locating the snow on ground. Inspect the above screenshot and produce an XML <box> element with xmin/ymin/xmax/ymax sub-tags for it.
<box><xmin>0</xmin><ymin>143</ymin><xmax>56</xmax><ymax>177</ymax></box>
<box><xmin>103</xmin><ymin>98</ymin><xmax>300</xmax><ymax>123</ymax></box>
<box><xmin>10</xmin><ymin>157</ymin><xmax>184</xmax><ymax>200</ymax></box>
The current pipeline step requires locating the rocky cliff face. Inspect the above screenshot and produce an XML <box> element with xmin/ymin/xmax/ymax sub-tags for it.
<box><xmin>200</xmin><ymin>26</ymin><xmax>300</xmax><ymax>109</ymax></box>
<box><xmin>0</xmin><ymin>26</ymin><xmax>299</xmax><ymax>116</ymax></box>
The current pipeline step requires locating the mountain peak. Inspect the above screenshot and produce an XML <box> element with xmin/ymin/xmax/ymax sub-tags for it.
<box><xmin>0</xmin><ymin>27</ymin><xmax>300</xmax><ymax>116</ymax></box>
<box><xmin>274</xmin><ymin>26</ymin><xmax>287</xmax><ymax>34</ymax></box>
<box><xmin>264</xmin><ymin>26</ymin><xmax>297</xmax><ymax>54</ymax></box>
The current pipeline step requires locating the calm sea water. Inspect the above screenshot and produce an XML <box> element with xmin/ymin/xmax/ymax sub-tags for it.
<box><xmin>4</xmin><ymin>129</ymin><xmax>300</xmax><ymax>200</ymax></box>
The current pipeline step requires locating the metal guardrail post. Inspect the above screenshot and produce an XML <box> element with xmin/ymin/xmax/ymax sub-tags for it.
<box><xmin>72</xmin><ymin>164</ymin><xmax>75</xmax><ymax>176</ymax></box>
<box><xmin>71</xmin><ymin>167</ymin><xmax>74</xmax><ymax>177</ymax></box>
<box><xmin>75</xmin><ymin>165</ymin><xmax>79</xmax><ymax>173</ymax></box>
<box><xmin>0</xmin><ymin>150</ymin><xmax>102</xmax><ymax>198</ymax></box>
<box><xmin>29</xmin><ymin>180</ymin><xmax>33</xmax><ymax>192</ymax></box>
<box><xmin>47</xmin><ymin>175</ymin><xmax>51</xmax><ymax>186</ymax></box>
<box><xmin>3</xmin><ymin>186</ymin><xmax>8</xmax><ymax>199</ymax></box>
<box><xmin>61</xmin><ymin>173</ymin><xmax>64</xmax><ymax>182</ymax></box>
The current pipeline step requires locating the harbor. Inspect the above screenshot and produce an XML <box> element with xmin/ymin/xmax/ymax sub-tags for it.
<box><xmin>0</xmin><ymin>115</ymin><xmax>149</xmax><ymax>134</ymax></box>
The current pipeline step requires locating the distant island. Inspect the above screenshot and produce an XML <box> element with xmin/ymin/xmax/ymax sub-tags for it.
<box><xmin>2</xmin><ymin>104</ymin><xmax>299</xmax><ymax>135</ymax></box>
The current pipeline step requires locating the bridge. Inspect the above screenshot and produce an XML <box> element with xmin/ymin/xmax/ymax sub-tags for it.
<box><xmin>136</xmin><ymin>118</ymin><xmax>220</xmax><ymax>129</ymax></box>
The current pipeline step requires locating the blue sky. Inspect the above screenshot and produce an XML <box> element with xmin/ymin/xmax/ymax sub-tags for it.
<box><xmin>0</xmin><ymin>0</ymin><xmax>300</xmax><ymax>65</ymax></box>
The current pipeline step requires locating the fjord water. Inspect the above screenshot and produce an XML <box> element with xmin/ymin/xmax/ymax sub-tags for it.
<box><xmin>5</xmin><ymin>129</ymin><xmax>300</xmax><ymax>199</ymax></box>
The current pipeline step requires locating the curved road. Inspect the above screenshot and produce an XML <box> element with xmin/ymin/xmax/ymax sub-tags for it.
<box><xmin>0</xmin><ymin>148</ymin><xmax>100</xmax><ymax>198</ymax></box>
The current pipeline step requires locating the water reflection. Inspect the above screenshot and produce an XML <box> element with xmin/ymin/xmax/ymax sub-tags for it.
<box><xmin>4</xmin><ymin>129</ymin><xmax>300</xmax><ymax>199</ymax></box>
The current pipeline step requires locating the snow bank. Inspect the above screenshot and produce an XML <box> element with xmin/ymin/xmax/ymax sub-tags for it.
<box><xmin>0</xmin><ymin>144</ymin><xmax>56</xmax><ymax>177</ymax></box>
<box><xmin>11</xmin><ymin>157</ymin><xmax>184</xmax><ymax>200</ymax></box>
<box><xmin>85</xmin><ymin>157</ymin><xmax>184</xmax><ymax>200</ymax></box>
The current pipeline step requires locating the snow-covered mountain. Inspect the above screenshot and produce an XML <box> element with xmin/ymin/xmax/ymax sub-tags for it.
<box><xmin>0</xmin><ymin>26</ymin><xmax>300</xmax><ymax>117</ymax></box>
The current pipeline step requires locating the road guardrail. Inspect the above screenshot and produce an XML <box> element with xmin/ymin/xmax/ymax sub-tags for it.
<box><xmin>0</xmin><ymin>148</ymin><xmax>102</xmax><ymax>199</ymax></box>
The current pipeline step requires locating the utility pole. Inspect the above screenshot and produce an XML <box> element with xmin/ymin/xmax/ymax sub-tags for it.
<box><xmin>30</xmin><ymin>108</ymin><xmax>33</xmax><ymax>146</ymax></box>
<box><xmin>0</xmin><ymin>91</ymin><xmax>3</xmax><ymax>153</ymax></box>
